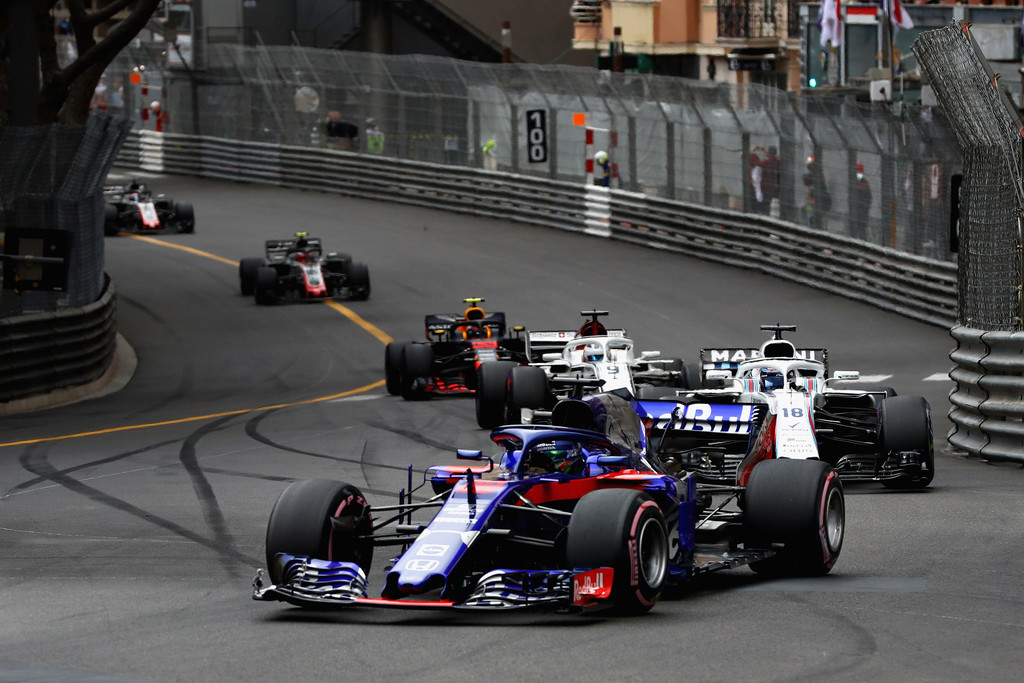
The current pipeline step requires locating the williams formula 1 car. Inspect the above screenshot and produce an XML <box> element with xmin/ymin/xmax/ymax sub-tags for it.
<box><xmin>253</xmin><ymin>391</ymin><xmax>846</xmax><ymax>615</ymax></box>
<box><xmin>385</xmin><ymin>298</ymin><xmax>529</xmax><ymax>427</ymax></box>
<box><xmin>238</xmin><ymin>232</ymin><xmax>370</xmax><ymax>304</ymax></box>
<box><xmin>479</xmin><ymin>310</ymin><xmax>697</xmax><ymax>426</ymax></box>
<box><xmin>635</xmin><ymin>324</ymin><xmax>934</xmax><ymax>489</ymax></box>
<box><xmin>103</xmin><ymin>180</ymin><xmax>195</xmax><ymax>236</ymax></box>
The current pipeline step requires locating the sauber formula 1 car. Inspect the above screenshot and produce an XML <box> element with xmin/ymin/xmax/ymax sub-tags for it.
<box><xmin>252</xmin><ymin>391</ymin><xmax>846</xmax><ymax>615</ymax></box>
<box><xmin>478</xmin><ymin>310</ymin><xmax>697</xmax><ymax>426</ymax></box>
<box><xmin>238</xmin><ymin>232</ymin><xmax>370</xmax><ymax>305</ymax></box>
<box><xmin>103</xmin><ymin>181</ymin><xmax>195</xmax><ymax>236</ymax></box>
<box><xmin>384</xmin><ymin>298</ymin><xmax>529</xmax><ymax>427</ymax></box>
<box><xmin>634</xmin><ymin>324</ymin><xmax>934</xmax><ymax>489</ymax></box>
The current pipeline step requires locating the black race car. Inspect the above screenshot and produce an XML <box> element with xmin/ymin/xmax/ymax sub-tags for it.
<box><xmin>103</xmin><ymin>180</ymin><xmax>195</xmax><ymax>236</ymax></box>
<box><xmin>385</xmin><ymin>298</ymin><xmax>529</xmax><ymax>427</ymax></box>
<box><xmin>238</xmin><ymin>233</ymin><xmax>370</xmax><ymax>305</ymax></box>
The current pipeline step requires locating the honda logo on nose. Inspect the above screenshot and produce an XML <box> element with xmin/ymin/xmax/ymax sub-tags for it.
<box><xmin>404</xmin><ymin>559</ymin><xmax>440</xmax><ymax>572</ymax></box>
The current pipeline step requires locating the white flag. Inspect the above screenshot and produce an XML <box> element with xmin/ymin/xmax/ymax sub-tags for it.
<box><xmin>819</xmin><ymin>0</ymin><xmax>842</xmax><ymax>48</ymax></box>
<box><xmin>880</xmin><ymin>0</ymin><xmax>914</xmax><ymax>31</ymax></box>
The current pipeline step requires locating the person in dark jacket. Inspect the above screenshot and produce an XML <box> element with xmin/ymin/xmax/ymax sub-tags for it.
<box><xmin>851</xmin><ymin>160</ymin><xmax>872</xmax><ymax>241</ymax></box>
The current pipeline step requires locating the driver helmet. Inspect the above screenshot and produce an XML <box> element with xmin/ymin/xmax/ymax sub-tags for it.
<box><xmin>527</xmin><ymin>441</ymin><xmax>585</xmax><ymax>475</ymax></box>
<box><xmin>760</xmin><ymin>368</ymin><xmax>785</xmax><ymax>391</ymax></box>
<box><xmin>583</xmin><ymin>343</ymin><xmax>604</xmax><ymax>362</ymax></box>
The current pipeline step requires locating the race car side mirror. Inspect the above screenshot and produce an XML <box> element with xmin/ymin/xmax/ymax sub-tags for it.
<box><xmin>456</xmin><ymin>449</ymin><xmax>494</xmax><ymax>471</ymax></box>
<box><xmin>832</xmin><ymin>370</ymin><xmax>860</xmax><ymax>380</ymax></box>
<box><xmin>542</xmin><ymin>353</ymin><xmax>561</xmax><ymax>361</ymax></box>
<box><xmin>640</xmin><ymin>350</ymin><xmax>661</xmax><ymax>359</ymax></box>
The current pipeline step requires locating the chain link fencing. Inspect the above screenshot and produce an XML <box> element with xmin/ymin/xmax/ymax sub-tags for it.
<box><xmin>107</xmin><ymin>43</ymin><xmax>960</xmax><ymax>264</ymax></box>
<box><xmin>914</xmin><ymin>21</ymin><xmax>1023</xmax><ymax>332</ymax></box>
<box><xmin>0</xmin><ymin>114</ymin><xmax>131</xmax><ymax>316</ymax></box>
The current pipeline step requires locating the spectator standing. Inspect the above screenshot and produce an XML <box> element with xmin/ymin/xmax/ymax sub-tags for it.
<box><xmin>482</xmin><ymin>138</ymin><xmax>498</xmax><ymax>171</ymax></box>
<box><xmin>803</xmin><ymin>155</ymin><xmax>831</xmax><ymax>229</ymax></box>
<box><xmin>851</xmin><ymin>161</ymin><xmax>872</xmax><ymax>240</ymax></box>
<box><xmin>365</xmin><ymin>118</ymin><xmax>384</xmax><ymax>154</ymax></box>
<box><xmin>759</xmin><ymin>146</ymin><xmax>781</xmax><ymax>216</ymax></box>
<box><xmin>749</xmin><ymin>149</ymin><xmax>764</xmax><ymax>212</ymax></box>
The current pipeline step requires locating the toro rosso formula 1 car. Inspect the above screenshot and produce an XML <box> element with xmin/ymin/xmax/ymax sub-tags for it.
<box><xmin>238</xmin><ymin>233</ymin><xmax>370</xmax><ymax>305</ymax></box>
<box><xmin>385</xmin><ymin>298</ymin><xmax>529</xmax><ymax>427</ymax></box>
<box><xmin>635</xmin><ymin>324</ymin><xmax>934</xmax><ymax>489</ymax></box>
<box><xmin>253</xmin><ymin>391</ymin><xmax>845</xmax><ymax>615</ymax></box>
<box><xmin>478</xmin><ymin>310</ymin><xmax>697</xmax><ymax>427</ymax></box>
<box><xmin>103</xmin><ymin>180</ymin><xmax>195</xmax><ymax>236</ymax></box>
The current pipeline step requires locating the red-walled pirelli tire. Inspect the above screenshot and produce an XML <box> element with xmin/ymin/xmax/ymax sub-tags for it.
<box><xmin>239</xmin><ymin>257</ymin><xmax>263</xmax><ymax>296</ymax></box>
<box><xmin>385</xmin><ymin>342</ymin><xmax>408</xmax><ymax>396</ymax></box>
<box><xmin>264</xmin><ymin>479</ymin><xmax>373</xmax><ymax>586</ymax></box>
<box><xmin>744</xmin><ymin>459</ymin><xmax>845</xmax><ymax>576</ymax></box>
<box><xmin>566</xmin><ymin>488</ymin><xmax>668</xmax><ymax>614</ymax></box>
<box><xmin>475</xmin><ymin>360</ymin><xmax>517</xmax><ymax>429</ymax></box>
<box><xmin>400</xmin><ymin>343</ymin><xmax>433</xmax><ymax>401</ymax></box>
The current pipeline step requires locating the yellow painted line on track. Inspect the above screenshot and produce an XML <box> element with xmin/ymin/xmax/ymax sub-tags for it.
<box><xmin>126</xmin><ymin>233</ymin><xmax>240</xmax><ymax>267</ymax></box>
<box><xmin>1</xmin><ymin>237</ymin><xmax>397</xmax><ymax>447</ymax></box>
<box><xmin>0</xmin><ymin>379</ymin><xmax>386</xmax><ymax>448</ymax></box>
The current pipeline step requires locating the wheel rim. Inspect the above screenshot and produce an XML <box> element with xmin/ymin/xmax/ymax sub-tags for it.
<box><xmin>637</xmin><ymin>517</ymin><xmax>668</xmax><ymax>589</ymax></box>
<box><xmin>823</xmin><ymin>486</ymin><xmax>845</xmax><ymax>553</ymax></box>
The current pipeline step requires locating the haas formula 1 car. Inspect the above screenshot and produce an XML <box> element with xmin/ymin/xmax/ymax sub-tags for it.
<box><xmin>238</xmin><ymin>233</ymin><xmax>370</xmax><ymax>305</ymax></box>
<box><xmin>253</xmin><ymin>391</ymin><xmax>846</xmax><ymax>615</ymax></box>
<box><xmin>103</xmin><ymin>180</ymin><xmax>195</xmax><ymax>236</ymax></box>
<box><xmin>635</xmin><ymin>324</ymin><xmax>934</xmax><ymax>489</ymax></box>
<box><xmin>477</xmin><ymin>310</ymin><xmax>697</xmax><ymax>427</ymax></box>
<box><xmin>385</xmin><ymin>298</ymin><xmax>528</xmax><ymax>427</ymax></box>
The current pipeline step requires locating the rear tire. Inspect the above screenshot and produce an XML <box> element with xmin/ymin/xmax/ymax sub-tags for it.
<box><xmin>566</xmin><ymin>488</ymin><xmax>668</xmax><ymax>614</ymax></box>
<box><xmin>475</xmin><ymin>360</ymin><xmax>517</xmax><ymax>429</ymax></box>
<box><xmin>507</xmin><ymin>365</ymin><xmax>548</xmax><ymax>413</ymax></box>
<box><xmin>400</xmin><ymin>343</ymin><xmax>433</xmax><ymax>400</ymax></box>
<box><xmin>264</xmin><ymin>479</ymin><xmax>373</xmax><ymax>585</ymax></box>
<box><xmin>385</xmin><ymin>342</ymin><xmax>408</xmax><ymax>396</ymax></box>
<box><xmin>879</xmin><ymin>395</ymin><xmax>934</xmax><ymax>489</ymax></box>
<box><xmin>744</xmin><ymin>459</ymin><xmax>845</xmax><ymax>576</ymax></box>
<box><xmin>254</xmin><ymin>266</ymin><xmax>278</xmax><ymax>305</ymax></box>
<box><xmin>174</xmin><ymin>202</ymin><xmax>195</xmax><ymax>233</ymax></box>
<box><xmin>239</xmin><ymin>257</ymin><xmax>263</xmax><ymax>296</ymax></box>
<box><xmin>346</xmin><ymin>262</ymin><xmax>370</xmax><ymax>300</ymax></box>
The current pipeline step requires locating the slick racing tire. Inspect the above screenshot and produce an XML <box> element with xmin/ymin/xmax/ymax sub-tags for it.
<box><xmin>566</xmin><ymin>489</ymin><xmax>668</xmax><ymax>614</ymax></box>
<box><xmin>475</xmin><ymin>360</ymin><xmax>517</xmax><ymax>429</ymax></box>
<box><xmin>345</xmin><ymin>261</ymin><xmax>370</xmax><ymax>301</ymax></box>
<box><xmin>507</xmin><ymin>365</ymin><xmax>548</xmax><ymax>415</ymax></box>
<box><xmin>384</xmin><ymin>341</ymin><xmax>408</xmax><ymax>396</ymax></box>
<box><xmin>254</xmin><ymin>266</ymin><xmax>278</xmax><ymax>305</ymax></box>
<box><xmin>103</xmin><ymin>204</ymin><xmax>119</xmax><ymax>237</ymax></box>
<box><xmin>879</xmin><ymin>395</ymin><xmax>934</xmax><ymax>489</ymax></box>
<box><xmin>683</xmin><ymin>362</ymin><xmax>702</xmax><ymax>390</ymax></box>
<box><xmin>744</xmin><ymin>459</ymin><xmax>845</xmax><ymax>577</ymax></box>
<box><xmin>239</xmin><ymin>257</ymin><xmax>263</xmax><ymax>296</ymax></box>
<box><xmin>174</xmin><ymin>202</ymin><xmax>195</xmax><ymax>233</ymax></box>
<box><xmin>264</xmin><ymin>479</ymin><xmax>373</xmax><ymax>586</ymax></box>
<box><xmin>400</xmin><ymin>343</ymin><xmax>433</xmax><ymax>401</ymax></box>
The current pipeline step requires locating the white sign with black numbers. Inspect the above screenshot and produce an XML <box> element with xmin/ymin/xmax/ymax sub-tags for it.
<box><xmin>526</xmin><ymin>109</ymin><xmax>548</xmax><ymax>163</ymax></box>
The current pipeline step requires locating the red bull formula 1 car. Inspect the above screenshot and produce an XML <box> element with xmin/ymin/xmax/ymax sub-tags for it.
<box><xmin>384</xmin><ymin>298</ymin><xmax>529</xmax><ymax>427</ymax></box>
<box><xmin>238</xmin><ymin>233</ymin><xmax>370</xmax><ymax>305</ymax></box>
<box><xmin>252</xmin><ymin>391</ymin><xmax>846</xmax><ymax>615</ymax></box>
<box><xmin>103</xmin><ymin>180</ymin><xmax>195</xmax><ymax>236</ymax></box>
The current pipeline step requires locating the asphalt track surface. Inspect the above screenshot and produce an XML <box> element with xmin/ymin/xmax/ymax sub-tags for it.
<box><xmin>1</xmin><ymin>173</ymin><xmax>1022</xmax><ymax>683</ymax></box>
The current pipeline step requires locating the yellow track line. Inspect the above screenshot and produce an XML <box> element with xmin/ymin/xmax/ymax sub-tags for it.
<box><xmin>0</xmin><ymin>380</ymin><xmax>386</xmax><ymax>448</ymax></box>
<box><xmin>0</xmin><ymin>237</ymin><xmax>396</xmax><ymax>448</ymax></box>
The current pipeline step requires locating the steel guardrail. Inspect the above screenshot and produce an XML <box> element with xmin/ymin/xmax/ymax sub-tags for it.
<box><xmin>0</xmin><ymin>276</ymin><xmax>117</xmax><ymax>405</ymax></box>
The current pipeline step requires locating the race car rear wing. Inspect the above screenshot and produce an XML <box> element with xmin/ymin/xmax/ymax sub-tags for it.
<box><xmin>526</xmin><ymin>329</ymin><xmax>627</xmax><ymax>363</ymax></box>
<box><xmin>699</xmin><ymin>347</ymin><xmax>829</xmax><ymax>380</ymax></box>
<box><xmin>424</xmin><ymin>312</ymin><xmax>506</xmax><ymax>339</ymax></box>
<box><xmin>265</xmin><ymin>237</ymin><xmax>324</xmax><ymax>262</ymax></box>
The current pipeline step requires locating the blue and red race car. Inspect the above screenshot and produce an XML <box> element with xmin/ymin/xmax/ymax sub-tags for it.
<box><xmin>384</xmin><ymin>298</ymin><xmax>529</xmax><ymax>427</ymax></box>
<box><xmin>253</xmin><ymin>391</ymin><xmax>846</xmax><ymax>615</ymax></box>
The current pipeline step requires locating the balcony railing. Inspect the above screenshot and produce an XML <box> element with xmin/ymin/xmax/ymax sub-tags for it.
<box><xmin>718</xmin><ymin>0</ymin><xmax>800</xmax><ymax>40</ymax></box>
<box><xmin>570</xmin><ymin>0</ymin><xmax>602</xmax><ymax>24</ymax></box>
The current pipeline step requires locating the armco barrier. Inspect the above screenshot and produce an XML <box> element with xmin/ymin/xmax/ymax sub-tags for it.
<box><xmin>0</xmin><ymin>277</ymin><xmax>117</xmax><ymax>405</ymax></box>
<box><xmin>116</xmin><ymin>131</ymin><xmax>958</xmax><ymax>328</ymax></box>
